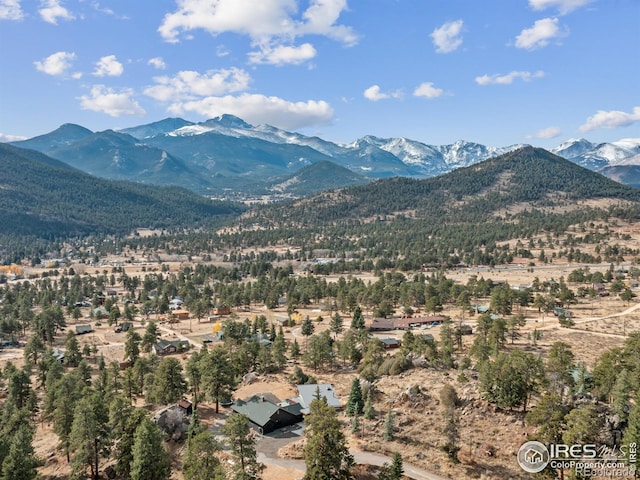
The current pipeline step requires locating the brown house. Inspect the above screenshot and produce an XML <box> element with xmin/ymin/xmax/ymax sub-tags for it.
<box><xmin>152</xmin><ymin>339</ymin><xmax>190</xmax><ymax>356</ymax></box>
<box><xmin>380</xmin><ymin>338</ymin><xmax>402</xmax><ymax>349</ymax></box>
<box><xmin>171</xmin><ymin>309</ymin><xmax>190</xmax><ymax>321</ymax></box>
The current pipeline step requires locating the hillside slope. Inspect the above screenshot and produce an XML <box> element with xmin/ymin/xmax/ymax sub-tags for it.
<box><xmin>0</xmin><ymin>143</ymin><xmax>243</xmax><ymax>238</ymax></box>
<box><xmin>252</xmin><ymin>147</ymin><xmax>640</xmax><ymax>226</ymax></box>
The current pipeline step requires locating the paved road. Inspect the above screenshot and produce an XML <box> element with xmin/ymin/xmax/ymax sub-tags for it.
<box><xmin>256</xmin><ymin>434</ymin><xmax>449</xmax><ymax>480</ymax></box>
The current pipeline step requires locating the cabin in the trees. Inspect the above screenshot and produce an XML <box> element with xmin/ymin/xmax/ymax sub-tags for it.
<box><xmin>231</xmin><ymin>394</ymin><xmax>303</xmax><ymax>434</ymax></box>
<box><xmin>214</xmin><ymin>306</ymin><xmax>231</xmax><ymax>316</ymax></box>
<box><xmin>380</xmin><ymin>337</ymin><xmax>402</xmax><ymax>349</ymax></box>
<box><xmin>152</xmin><ymin>339</ymin><xmax>190</xmax><ymax>355</ymax></box>
<box><xmin>170</xmin><ymin>309</ymin><xmax>190</xmax><ymax>321</ymax></box>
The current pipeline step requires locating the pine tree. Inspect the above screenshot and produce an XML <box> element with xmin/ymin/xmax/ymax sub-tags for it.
<box><xmin>0</xmin><ymin>423</ymin><xmax>38</xmax><ymax>480</ymax></box>
<box><xmin>187</xmin><ymin>408</ymin><xmax>206</xmax><ymax>443</ymax></box>
<box><xmin>378</xmin><ymin>452</ymin><xmax>404</xmax><ymax>480</ymax></box>
<box><xmin>562</xmin><ymin>404</ymin><xmax>601</xmax><ymax>446</ymax></box>
<box><xmin>51</xmin><ymin>373</ymin><xmax>83</xmax><ymax>463</ymax></box>
<box><xmin>200</xmin><ymin>346</ymin><xmax>237</xmax><ymax>413</ymax></box>
<box><xmin>350</xmin><ymin>413</ymin><xmax>360</xmax><ymax>435</ymax></box>
<box><xmin>301</xmin><ymin>316</ymin><xmax>315</xmax><ymax>349</ymax></box>
<box><xmin>439</xmin><ymin>318</ymin><xmax>455</xmax><ymax>368</ymax></box>
<box><xmin>8</xmin><ymin>369</ymin><xmax>32</xmax><ymax>410</ymax></box>
<box><xmin>303</xmin><ymin>397</ymin><xmax>354</xmax><ymax>480</ymax></box>
<box><xmin>611</xmin><ymin>369</ymin><xmax>632</xmax><ymax>424</ymax></box>
<box><xmin>148</xmin><ymin>357</ymin><xmax>188</xmax><ymax>405</ymax></box>
<box><xmin>271</xmin><ymin>328</ymin><xmax>287</xmax><ymax>370</ymax></box>
<box><xmin>440</xmin><ymin>384</ymin><xmax>460</xmax><ymax>463</ymax></box>
<box><xmin>526</xmin><ymin>395</ymin><xmax>567</xmax><ymax>445</ymax></box>
<box><xmin>345</xmin><ymin>377</ymin><xmax>364</xmax><ymax>417</ymax></box>
<box><xmin>124</xmin><ymin>328</ymin><xmax>142</xmax><ymax>363</ymax></box>
<box><xmin>64</xmin><ymin>331</ymin><xmax>82</xmax><ymax>367</ymax></box>
<box><xmin>383</xmin><ymin>409</ymin><xmax>394</xmax><ymax>441</ymax></box>
<box><xmin>141</xmin><ymin>321</ymin><xmax>159</xmax><ymax>353</ymax></box>
<box><xmin>363</xmin><ymin>389</ymin><xmax>375</xmax><ymax>421</ymax></box>
<box><xmin>290</xmin><ymin>339</ymin><xmax>301</xmax><ymax>361</ymax></box>
<box><xmin>390</xmin><ymin>452</ymin><xmax>404</xmax><ymax>479</ymax></box>
<box><xmin>130</xmin><ymin>417</ymin><xmax>171</xmax><ymax>480</ymax></box>
<box><xmin>222</xmin><ymin>413</ymin><xmax>263</xmax><ymax>480</ymax></box>
<box><xmin>110</xmin><ymin>405</ymin><xmax>147</xmax><ymax>479</ymax></box>
<box><xmin>183</xmin><ymin>431</ymin><xmax>226</xmax><ymax>480</ymax></box>
<box><xmin>330</xmin><ymin>312</ymin><xmax>344</xmax><ymax>339</ymax></box>
<box><xmin>350</xmin><ymin>306</ymin><xmax>365</xmax><ymax>330</ymax></box>
<box><xmin>622</xmin><ymin>403</ymin><xmax>640</xmax><ymax>449</ymax></box>
<box><xmin>69</xmin><ymin>394</ymin><xmax>110</xmax><ymax>480</ymax></box>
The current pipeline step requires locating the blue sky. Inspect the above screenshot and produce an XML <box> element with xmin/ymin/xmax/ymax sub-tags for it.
<box><xmin>1</xmin><ymin>0</ymin><xmax>638</xmax><ymax>148</ymax></box>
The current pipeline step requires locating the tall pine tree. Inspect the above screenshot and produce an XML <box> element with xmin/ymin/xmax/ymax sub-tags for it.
<box><xmin>130</xmin><ymin>417</ymin><xmax>171</xmax><ymax>480</ymax></box>
<box><xmin>303</xmin><ymin>397</ymin><xmax>354</xmax><ymax>480</ymax></box>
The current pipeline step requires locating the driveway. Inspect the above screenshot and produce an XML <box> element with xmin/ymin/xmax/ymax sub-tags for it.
<box><xmin>256</xmin><ymin>428</ymin><xmax>449</xmax><ymax>480</ymax></box>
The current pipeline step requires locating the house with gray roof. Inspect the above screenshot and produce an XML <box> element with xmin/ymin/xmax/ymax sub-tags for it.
<box><xmin>75</xmin><ymin>324</ymin><xmax>93</xmax><ymax>335</ymax></box>
<box><xmin>296</xmin><ymin>384</ymin><xmax>342</xmax><ymax>414</ymax></box>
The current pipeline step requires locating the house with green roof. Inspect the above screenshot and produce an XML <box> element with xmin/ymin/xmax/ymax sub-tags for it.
<box><xmin>231</xmin><ymin>394</ymin><xmax>303</xmax><ymax>434</ymax></box>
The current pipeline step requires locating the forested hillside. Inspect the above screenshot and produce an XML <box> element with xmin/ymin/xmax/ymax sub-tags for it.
<box><xmin>214</xmin><ymin>147</ymin><xmax>640</xmax><ymax>269</ymax></box>
<box><xmin>249</xmin><ymin>147</ymin><xmax>640</xmax><ymax>226</ymax></box>
<box><xmin>0</xmin><ymin>143</ymin><xmax>244</xmax><ymax>238</ymax></box>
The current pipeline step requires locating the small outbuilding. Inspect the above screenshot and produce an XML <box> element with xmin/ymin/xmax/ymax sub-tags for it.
<box><xmin>75</xmin><ymin>324</ymin><xmax>93</xmax><ymax>335</ymax></box>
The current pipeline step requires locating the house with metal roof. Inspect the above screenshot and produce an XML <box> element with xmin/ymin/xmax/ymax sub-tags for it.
<box><xmin>296</xmin><ymin>383</ymin><xmax>342</xmax><ymax>414</ymax></box>
<box><xmin>231</xmin><ymin>394</ymin><xmax>303</xmax><ymax>434</ymax></box>
<box><xmin>75</xmin><ymin>324</ymin><xmax>93</xmax><ymax>335</ymax></box>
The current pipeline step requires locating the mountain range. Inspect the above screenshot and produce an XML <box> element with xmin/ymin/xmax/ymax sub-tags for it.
<box><xmin>11</xmin><ymin>115</ymin><xmax>640</xmax><ymax>196</ymax></box>
<box><xmin>2</xmin><ymin>141</ymin><xmax>640</xmax><ymax>264</ymax></box>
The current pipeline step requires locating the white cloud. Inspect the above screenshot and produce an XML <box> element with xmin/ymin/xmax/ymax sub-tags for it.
<box><xmin>529</xmin><ymin>0</ymin><xmax>594</xmax><ymax>15</ymax></box>
<box><xmin>144</xmin><ymin>68</ymin><xmax>251</xmax><ymax>102</ymax></box>
<box><xmin>298</xmin><ymin>0</ymin><xmax>358</xmax><ymax>45</ymax></box>
<box><xmin>530</xmin><ymin>126</ymin><xmax>562</xmax><ymax>139</ymax></box>
<box><xmin>158</xmin><ymin>0</ymin><xmax>357</xmax><ymax>64</ymax></box>
<box><xmin>363</xmin><ymin>85</ymin><xmax>402</xmax><ymax>101</ymax></box>
<box><xmin>475</xmin><ymin>70</ymin><xmax>545</xmax><ymax>85</ymax></box>
<box><xmin>39</xmin><ymin>0</ymin><xmax>75</xmax><ymax>24</ymax></box>
<box><xmin>515</xmin><ymin>17</ymin><xmax>566</xmax><ymax>50</ymax></box>
<box><xmin>0</xmin><ymin>0</ymin><xmax>24</xmax><ymax>20</ymax></box>
<box><xmin>579</xmin><ymin>106</ymin><xmax>640</xmax><ymax>132</ymax></box>
<box><xmin>148</xmin><ymin>57</ymin><xmax>167</xmax><ymax>70</ymax></box>
<box><xmin>248</xmin><ymin>42</ymin><xmax>316</xmax><ymax>65</ymax></box>
<box><xmin>93</xmin><ymin>55</ymin><xmax>124</xmax><ymax>77</ymax></box>
<box><xmin>34</xmin><ymin>51</ymin><xmax>77</xmax><ymax>76</ymax></box>
<box><xmin>413</xmin><ymin>82</ymin><xmax>445</xmax><ymax>99</ymax></box>
<box><xmin>79</xmin><ymin>85</ymin><xmax>145</xmax><ymax>117</ymax></box>
<box><xmin>430</xmin><ymin>19</ymin><xmax>463</xmax><ymax>54</ymax></box>
<box><xmin>170</xmin><ymin>93</ymin><xmax>334</xmax><ymax>130</ymax></box>
<box><xmin>0</xmin><ymin>132</ymin><xmax>27</xmax><ymax>142</ymax></box>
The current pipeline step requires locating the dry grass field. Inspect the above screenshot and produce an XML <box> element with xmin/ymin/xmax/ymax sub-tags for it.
<box><xmin>2</xmin><ymin>218</ymin><xmax>639</xmax><ymax>480</ymax></box>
